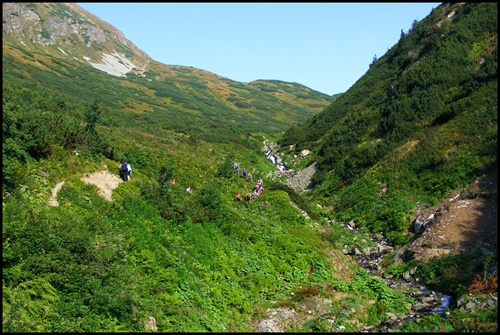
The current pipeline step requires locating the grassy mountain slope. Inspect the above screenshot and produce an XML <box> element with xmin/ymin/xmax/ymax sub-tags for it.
<box><xmin>2</xmin><ymin>2</ymin><xmax>497</xmax><ymax>333</ymax></box>
<box><xmin>2</xmin><ymin>2</ymin><xmax>334</xmax><ymax>145</ymax></box>
<box><xmin>277</xmin><ymin>2</ymin><xmax>497</xmax><ymax>244</ymax></box>
<box><xmin>3</xmin><ymin>81</ymin><xmax>392</xmax><ymax>332</ymax></box>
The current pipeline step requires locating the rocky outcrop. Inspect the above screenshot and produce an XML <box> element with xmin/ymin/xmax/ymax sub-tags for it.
<box><xmin>2</xmin><ymin>3</ymin><xmax>150</xmax><ymax>76</ymax></box>
<box><xmin>263</xmin><ymin>140</ymin><xmax>316</xmax><ymax>192</ymax></box>
<box><xmin>283</xmin><ymin>163</ymin><xmax>316</xmax><ymax>192</ymax></box>
<box><xmin>299</xmin><ymin>149</ymin><xmax>310</xmax><ymax>157</ymax></box>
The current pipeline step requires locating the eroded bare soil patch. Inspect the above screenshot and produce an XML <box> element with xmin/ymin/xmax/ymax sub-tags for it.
<box><xmin>80</xmin><ymin>170</ymin><xmax>122</xmax><ymax>201</ymax></box>
<box><xmin>48</xmin><ymin>169</ymin><xmax>123</xmax><ymax>206</ymax></box>
<box><xmin>407</xmin><ymin>171</ymin><xmax>497</xmax><ymax>261</ymax></box>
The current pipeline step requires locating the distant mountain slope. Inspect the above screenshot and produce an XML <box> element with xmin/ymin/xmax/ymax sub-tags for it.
<box><xmin>2</xmin><ymin>2</ymin><xmax>335</xmax><ymax>142</ymax></box>
<box><xmin>2</xmin><ymin>3</ymin><xmax>151</xmax><ymax>70</ymax></box>
<box><xmin>276</xmin><ymin>2</ymin><xmax>497</xmax><ymax>243</ymax></box>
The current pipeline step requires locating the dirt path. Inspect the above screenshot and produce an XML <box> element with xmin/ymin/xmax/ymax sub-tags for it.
<box><xmin>80</xmin><ymin>170</ymin><xmax>122</xmax><ymax>201</ymax></box>
<box><xmin>52</xmin><ymin>164</ymin><xmax>497</xmax><ymax>264</ymax></box>
<box><xmin>48</xmin><ymin>181</ymin><xmax>65</xmax><ymax>207</ymax></box>
<box><xmin>48</xmin><ymin>169</ymin><xmax>123</xmax><ymax>206</ymax></box>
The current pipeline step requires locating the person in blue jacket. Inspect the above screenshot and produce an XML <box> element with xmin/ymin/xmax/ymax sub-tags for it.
<box><xmin>121</xmin><ymin>161</ymin><xmax>132</xmax><ymax>181</ymax></box>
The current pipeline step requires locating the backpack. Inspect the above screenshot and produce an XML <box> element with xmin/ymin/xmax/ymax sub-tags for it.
<box><xmin>121</xmin><ymin>163</ymin><xmax>128</xmax><ymax>171</ymax></box>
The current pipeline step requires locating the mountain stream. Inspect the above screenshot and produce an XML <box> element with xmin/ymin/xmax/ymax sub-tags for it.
<box><xmin>264</xmin><ymin>144</ymin><xmax>452</xmax><ymax>331</ymax></box>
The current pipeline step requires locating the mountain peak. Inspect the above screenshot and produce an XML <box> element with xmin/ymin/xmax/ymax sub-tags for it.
<box><xmin>3</xmin><ymin>2</ymin><xmax>151</xmax><ymax>77</ymax></box>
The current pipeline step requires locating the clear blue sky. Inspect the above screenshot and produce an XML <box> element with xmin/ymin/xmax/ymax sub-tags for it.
<box><xmin>77</xmin><ymin>2</ymin><xmax>441</xmax><ymax>95</ymax></box>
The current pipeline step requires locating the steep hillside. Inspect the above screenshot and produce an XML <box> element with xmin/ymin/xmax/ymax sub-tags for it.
<box><xmin>276</xmin><ymin>2</ymin><xmax>497</xmax><ymax>245</ymax></box>
<box><xmin>2</xmin><ymin>3</ymin><xmax>151</xmax><ymax>67</ymax></box>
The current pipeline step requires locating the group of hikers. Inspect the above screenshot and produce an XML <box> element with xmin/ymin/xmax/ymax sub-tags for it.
<box><xmin>121</xmin><ymin>160</ymin><xmax>264</xmax><ymax>203</ymax></box>
<box><xmin>234</xmin><ymin>162</ymin><xmax>264</xmax><ymax>202</ymax></box>
<box><xmin>233</xmin><ymin>162</ymin><xmax>253</xmax><ymax>183</ymax></box>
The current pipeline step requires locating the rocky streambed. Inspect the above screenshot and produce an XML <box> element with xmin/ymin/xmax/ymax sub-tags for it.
<box><xmin>341</xmin><ymin>222</ymin><xmax>452</xmax><ymax>332</ymax></box>
<box><xmin>347</xmin><ymin>225</ymin><xmax>495</xmax><ymax>332</ymax></box>
<box><xmin>261</xmin><ymin>142</ymin><xmax>496</xmax><ymax>332</ymax></box>
<box><xmin>261</xmin><ymin>145</ymin><xmax>448</xmax><ymax>331</ymax></box>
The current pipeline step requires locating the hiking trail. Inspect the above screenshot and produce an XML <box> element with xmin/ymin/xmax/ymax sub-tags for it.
<box><xmin>48</xmin><ymin>168</ymin><xmax>122</xmax><ymax>206</ymax></box>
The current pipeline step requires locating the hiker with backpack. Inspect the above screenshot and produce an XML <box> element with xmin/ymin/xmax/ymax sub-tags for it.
<box><xmin>258</xmin><ymin>185</ymin><xmax>264</xmax><ymax>196</ymax></box>
<box><xmin>121</xmin><ymin>161</ymin><xmax>132</xmax><ymax>181</ymax></box>
<box><xmin>242</xmin><ymin>168</ymin><xmax>247</xmax><ymax>180</ymax></box>
<box><xmin>233</xmin><ymin>162</ymin><xmax>239</xmax><ymax>174</ymax></box>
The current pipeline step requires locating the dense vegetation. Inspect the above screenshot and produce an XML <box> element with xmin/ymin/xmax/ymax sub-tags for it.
<box><xmin>2</xmin><ymin>82</ymin><xmax>412</xmax><ymax>332</ymax></box>
<box><xmin>278</xmin><ymin>2</ymin><xmax>497</xmax><ymax>245</ymax></box>
<box><xmin>1</xmin><ymin>45</ymin><xmax>333</xmax><ymax>145</ymax></box>
<box><xmin>3</xmin><ymin>2</ymin><xmax>497</xmax><ymax>332</ymax></box>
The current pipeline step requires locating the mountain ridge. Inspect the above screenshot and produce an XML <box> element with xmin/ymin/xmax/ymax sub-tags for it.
<box><xmin>3</xmin><ymin>3</ymin><xmax>335</xmax><ymax>142</ymax></box>
<box><xmin>2</xmin><ymin>2</ymin><xmax>151</xmax><ymax>70</ymax></box>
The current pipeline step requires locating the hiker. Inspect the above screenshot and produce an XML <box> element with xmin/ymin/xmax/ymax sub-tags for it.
<box><xmin>120</xmin><ymin>161</ymin><xmax>127</xmax><ymax>181</ymax></box>
<box><xmin>242</xmin><ymin>168</ymin><xmax>247</xmax><ymax>180</ymax></box>
<box><xmin>247</xmin><ymin>172</ymin><xmax>252</xmax><ymax>183</ymax></box>
<box><xmin>160</xmin><ymin>173</ymin><xmax>168</xmax><ymax>186</ymax></box>
<box><xmin>246</xmin><ymin>192</ymin><xmax>252</xmax><ymax>201</ymax></box>
<box><xmin>233</xmin><ymin>162</ymin><xmax>239</xmax><ymax>174</ymax></box>
<box><xmin>121</xmin><ymin>161</ymin><xmax>132</xmax><ymax>181</ymax></box>
<box><xmin>126</xmin><ymin>163</ymin><xmax>132</xmax><ymax>180</ymax></box>
<box><xmin>236</xmin><ymin>193</ymin><xmax>241</xmax><ymax>201</ymax></box>
<box><xmin>186</xmin><ymin>186</ymin><xmax>192</xmax><ymax>194</ymax></box>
